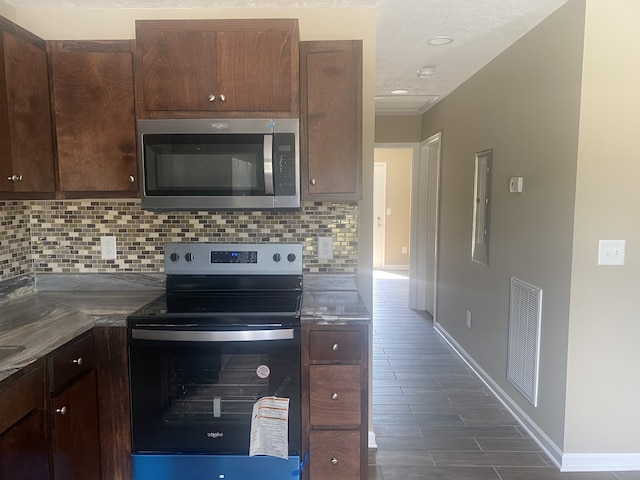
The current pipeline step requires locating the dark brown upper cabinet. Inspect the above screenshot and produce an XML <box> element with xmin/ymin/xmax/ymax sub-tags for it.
<box><xmin>48</xmin><ymin>40</ymin><xmax>138</xmax><ymax>198</ymax></box>
<box><xmin>0</xmin><ymin>19</ymin><xmax>56</xmax><ymax>198</ymax></box>
<box><xmin>300</xmin><ymin>40</ymin><xmax>362</xmax><ymax>201</ymax></box>
<box><xmin>135</xmin><ymin>19</ymin><xmax>299</xmax><ymax>119</ymax></box>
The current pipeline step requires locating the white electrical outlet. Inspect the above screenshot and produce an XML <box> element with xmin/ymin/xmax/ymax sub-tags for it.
<box><xmin>466</xmin><ymin>310</ymin><xmax>472</xmax><ymax>329</ymax></box>
<box><xmin>318</xmin><ymin>237</ymin><xmax>333</xmax><ymax>260</ymax></box>
<box><xmin>101</xmin><ymin>236</ymin><xmax>117</xmax><ymax>260</ymax></box>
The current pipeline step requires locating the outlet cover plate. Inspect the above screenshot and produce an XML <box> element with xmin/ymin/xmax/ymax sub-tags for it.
<box><xmin>318</xmin><ymin>237</ymin><xmax>333</xmax><ymax>260</ymax></box>
<box><xmin>598</xmin><ymin>239</ymin><xmax>625</xmax><ymax>266</ymax></box>
<box><xmin>101</xmin><ymin>236</ymin><xmax>117</xmax><ymax>260</ymax></box>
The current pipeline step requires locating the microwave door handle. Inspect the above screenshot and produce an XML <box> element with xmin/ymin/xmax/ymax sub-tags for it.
<box><xmin>131</xmin><ymin>328</ymin><xmax>295</xmax><ymax>342</ymax></box>
<box><xmin>263</xmin><ymin>134</ymin><xmax>274</xmax><ymax>195</ymax></box>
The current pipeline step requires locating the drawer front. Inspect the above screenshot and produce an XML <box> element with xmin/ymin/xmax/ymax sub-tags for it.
<box><xmin>0</xmin><ymin>365</ymin><xmax>44</xmax><ymax>435</ymax></box>
<box><xmin>49</xmin><ymin>332</ymin><xmax>96</xmax><ymax>393</ymax></box>
<box><xmin>310</xmin><ymin>365</ymin><xmax>360</xmax><ymax>426</ymax></box>
<box><xmin>309</xmin><ymin>430</ymin><xmax>360</xmax><ymax>480</ymax></box>
<box><xmin>309</xmin><ymin>329</ymin><xmax>362</xmax><ymax>362</ymax></box>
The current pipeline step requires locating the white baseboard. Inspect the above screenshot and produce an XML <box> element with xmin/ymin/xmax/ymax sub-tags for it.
<box><xmin>434</xmin><ymin>321</ymin><xmax>640</xmax><ymax>472</ymax></box>
<box><xmin>561</xmin><ymin>454</ymin><xmax>640</xmax><ymax>472</ymax></box>
<box><xmin>368</xmin><ymin>430</ymin><xmax>377</xmax><ymax>451</ymax></box>
<box><xmin>434</xmin><ymin>322</ymin><xmax>569</xmax><ymax>465</ymax></box>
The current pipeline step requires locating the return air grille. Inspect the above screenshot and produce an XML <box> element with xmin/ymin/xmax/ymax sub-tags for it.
<box><xmin>507</xmin><ymin>277</ymin><xmax>542</xmax><ymax>407</ymax></box>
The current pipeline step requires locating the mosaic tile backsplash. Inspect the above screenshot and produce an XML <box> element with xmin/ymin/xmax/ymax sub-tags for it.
<box><xmin>0</xmin><ymin>202</ymin><xmax>32</xmax><ymax>280</ymax></box>
<box><xmin>0</xmin><ymin>199</ymin><xmax>358</xmax><ymax>281</ymax></box>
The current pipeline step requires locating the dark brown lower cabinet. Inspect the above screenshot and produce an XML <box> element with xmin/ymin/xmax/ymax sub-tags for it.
<box><xmin>51</xmin><ymin>370</ymin><xmax>101</xmax><ymax>480</ymax></box>
<box><xmin>0</xmin><ymin>362</ymin><xmax>50</xmax><ymax>479</ymax></box>
<box><xmin>302</xmin><ymin>324</ymin><xmax>369</xmax><ymax>480</ymax></box>
<box><xmin>48</xmin><ymin>330</ymin><xmax>101</xmax><ymax>480</ymax></box>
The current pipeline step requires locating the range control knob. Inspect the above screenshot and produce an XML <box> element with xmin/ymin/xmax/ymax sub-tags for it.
<box><xmin>287</xmin><ymin>253</ymin><xmax>296</xmax><ymax>263</ymax></box>
<box><xmin>273</xmin><ymin>253</ymin><xmax>281</xmax><ymax>262</ymax></box>
<box><xmin>170</xmin><ymin>252</ymin><xmax>180</xmax><ymax>262</ymax></box>
<box><xmin>185</xmin><ymin>252</ymin><xmax>194</xmax><ymax>262</ymax></box>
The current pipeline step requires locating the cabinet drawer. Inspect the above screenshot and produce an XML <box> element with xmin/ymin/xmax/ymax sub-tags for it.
<box><xmin>0</xmin><ymin>366</ymin><xmax>43</xmax><ymax>436</ymax></box>
<box><xmin>309</xmin><ymin>430</ymin><xmax>360</xmax><ymax>480</ymax></box>
<box><xmin>48</xmin><ymin>332</ymin><xmax>95</xmax><ymax>393</ymax></box>
<box><xmin>309</xmin><ymin>330</ymin><xmax>362</xmax><ymax>362</ymax></box>
<box><xmin>310</xmin><ymin>365</ymin><xmax>360</xmax><ymax>426</ymax></box>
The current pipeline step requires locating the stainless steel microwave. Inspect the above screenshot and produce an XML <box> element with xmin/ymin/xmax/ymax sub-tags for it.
<box><xmin>137</xmin><ymin>118</ymin><xmax>300</xmax><ymax>211</ymax></box>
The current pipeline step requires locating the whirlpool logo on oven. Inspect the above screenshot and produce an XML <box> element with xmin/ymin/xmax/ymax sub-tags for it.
<box><xmin>206</xmin><ymin>432</ymin><xmax>224</xmax><ymax>439</ymax></box>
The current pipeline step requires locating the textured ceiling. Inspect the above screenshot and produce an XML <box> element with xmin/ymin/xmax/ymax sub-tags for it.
<box><xmin>6</xmin><ymin>0</ymin><xmax>567</xmax><ymax>115</ymax></box>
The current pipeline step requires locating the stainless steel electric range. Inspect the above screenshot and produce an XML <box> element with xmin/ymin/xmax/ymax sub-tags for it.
<box><xmin>127</xmin><ymin>242</ymin><xmax>303</xmax><ymax>480</ymax></box>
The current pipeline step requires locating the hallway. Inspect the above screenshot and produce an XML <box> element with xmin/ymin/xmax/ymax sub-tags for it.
<box><xmin>368</xmin><ymin>270</ymin><xmax>639</xmax><ymax>480</ymax></box>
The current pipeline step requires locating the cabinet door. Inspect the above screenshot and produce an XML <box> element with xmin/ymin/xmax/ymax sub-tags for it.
<box><xmin>49</xmin><ymin>41</ymin><xmax>138</xmax><ymax>195</ymax></box>
<box><xmin>309</xmin><ymin>430</ymin><xmax>360</xmax><ymax>480</ymax></box>
<box><xmin>0</xmin><ymin>411</ymin><xmax>50</xmax><ymax>479</ymax></box>
<box><xmin>215</xmin><ymin>29</ymin><xmax>294</xmax><ymax>112</ymax></box>
<box><xmin>137</xmin><ymin>24</ymin><xmax>218</xmax><ymax>112</ymax></box>
<box><xmin>52</xmin><ymin>370</ymin><xmax>101</xmax><ymax>480</ymax></box>
<box><xmin>300</xmin><ymin>41</ymin><xmax>362</xmax><ymax>200</ymax></box>
<box><xmin>309</xmin><ymin>365</ymin><xmax>361</xmax><ymax>426</ymax></box>
<box><xmin>136</xmin><ymin>19</ymin><xmax>299</xmax><ymax>117</ymax></box>
<box><xmin>0</xmin><ymin>364</ymin><xmax>49</xmax><ymax>479</ymax></box>
<box><xmin>0</xmin><ymin>30</ymin><xmax>55</xmax><ymax>194</ymax></box>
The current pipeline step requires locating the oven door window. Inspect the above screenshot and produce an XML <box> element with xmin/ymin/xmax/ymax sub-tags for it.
<box><xmin>129</xmin><ymin>330</ymin><xmax>300</xmax><ymax>455</ymax></box>
<box><xmin>143</xmin><ymin>134</ymin><xmax>269</xmax><ymax>197</ymax></box>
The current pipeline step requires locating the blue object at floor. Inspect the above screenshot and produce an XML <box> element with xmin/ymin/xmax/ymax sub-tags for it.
<box><xmin>131</xmin><ymin>454</ymin><xmax>301</xmax><ymax>480</ymax></box>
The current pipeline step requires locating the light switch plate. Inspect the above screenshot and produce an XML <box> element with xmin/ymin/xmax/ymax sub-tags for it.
<box><xmin>598</xmin><ymin>239</ymin><xmax>625</xmax><ymax>266</ymax></box>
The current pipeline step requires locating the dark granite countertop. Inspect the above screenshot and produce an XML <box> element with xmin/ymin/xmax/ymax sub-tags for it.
<box><xmin>0</xmin><ymin>273</ymin><xmax>370</xmax><ymax>381</ymax></box>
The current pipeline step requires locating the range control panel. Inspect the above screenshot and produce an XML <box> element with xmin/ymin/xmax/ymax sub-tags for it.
<box><xmin>164</xmin><ymin>242</ymin><xmax>303</xmax><ymax>275</ymax></box>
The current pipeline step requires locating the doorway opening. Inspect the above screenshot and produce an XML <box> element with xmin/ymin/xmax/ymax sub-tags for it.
<box><xmin>372</xmin><ymin>145</ymin><xmax>415</xmax><ymax>274</ymax></box>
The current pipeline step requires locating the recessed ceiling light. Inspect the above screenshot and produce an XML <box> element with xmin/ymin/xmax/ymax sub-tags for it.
<box><xmin>391</xmin><ymin>89</ymin><xmax>410</xmax><ymax>95</ymax></box>
<box><xmin>417</xmin><ymin>66</ymin><xmax>436</xmax><ymax>78</ymax></box>
<box><xmin>427</xmin><ymin>35</ymin><xmax>454</xmax><ymax>46</ymax></box>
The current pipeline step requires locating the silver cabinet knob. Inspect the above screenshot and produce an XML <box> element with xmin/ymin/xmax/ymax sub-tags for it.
<box><xmin>331</xmin><ymin>392</ymin><xmax>339</xmax><ymax>401</ymax></box>
<box><xmin>56</xmin><ymin>406</ymin><xmax>67</xmax><ymax>415</ymax></box>
<box><xmin>331</xmin><ymin>343</ymin><xmax>339</xmax><ymax>351</ymax></box>
<box><xmin>7</xmin><ymin>174</ymin><xmax>23</xmax><ymax>182</ymax></box>
<box><xmin>219</xmin><ymin>94</ymin><xmax>226</xmax><ymax>102</ymax></box>
<box><xmin>128</xmin><ymin>175</ymin><xmax>135</xmax><ymax>183</ymax></box>
<box><xmin>330</xmin><ymin>458</ymin><xmax>338</xmax><ymax>465</ymax></box>
<box><xmin>73</xmin><ymin>357</ymin><xmax>83</xmax><ymax>366</ymax></box>
<box><xmin>310</xmin><ymin>178</ymin><xmax>317</xmax><ymax>185</ymax></box>
<box><xmin>208</xmin><ymin>94</ymin><xmax>216</xmax><ymax>102</ymax></box>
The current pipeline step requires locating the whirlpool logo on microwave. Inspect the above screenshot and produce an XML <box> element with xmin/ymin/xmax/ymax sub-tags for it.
<box><xmin>208</xmin><ymin>122</ymin><xmax>230</xmax><ymax>130</ymax></box>
<box><xmin>206</xmin><ymin>432</ymin><xmax>224</xmax><ymax>439</ymax></box>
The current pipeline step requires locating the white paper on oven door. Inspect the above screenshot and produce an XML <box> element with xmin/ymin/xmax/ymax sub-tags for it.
<box><xmin>249</xmin><ymin>396</ymin><xmax>289</xmax><ymax>460</ymax></box>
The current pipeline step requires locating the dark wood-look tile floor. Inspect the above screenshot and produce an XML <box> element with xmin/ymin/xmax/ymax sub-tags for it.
<box><xmin>368</xmin><ymin>270</ymin><xmax>640</xmax><ymax>480</ymax></box>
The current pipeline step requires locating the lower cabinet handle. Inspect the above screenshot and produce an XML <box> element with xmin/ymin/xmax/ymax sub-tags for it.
<box><xmin>128</xmin><ymin>175</ymin><xmax>135</xmax><ymax>183</ymax></box>
<box><xmin>56</xmin><ymin>406</ymin><xmax>67</xmax><ymax>415</ymax></box>
<box><xmin>330</xmin><ymin>458</ymin><xmax>338</xmax><ymax>465</ymax></box>
<box><xmin>73</xmin><ymin>357</ymin><xmax>83</xmax><ymax>366</ymax></box>
<box><xmin>331</xmin><ymin>392</ymin><xmax>339</xmax><ymax>401</ymax></box>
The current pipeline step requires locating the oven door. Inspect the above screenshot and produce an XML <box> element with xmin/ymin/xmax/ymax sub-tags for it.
<box><xmin>128</xmin><ymin>326</ymin><xmax>301</xmax><ymax>455</ymax></box>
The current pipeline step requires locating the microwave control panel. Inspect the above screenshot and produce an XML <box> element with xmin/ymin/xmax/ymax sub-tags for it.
<box><xmin>273</xmin><ymin>133</ymin><xmax>297</xmax><ymax>196</ymax></box>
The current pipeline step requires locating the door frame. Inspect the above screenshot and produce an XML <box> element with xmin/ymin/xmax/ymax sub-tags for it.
<box><xmin>373</xmin><ymin>162</ymin><xmax>387</xmax><ymax>268</ymax></box>
<box><xmin>408</xmin><ymin>133</ymin><xmax>441</xmax><ymax>319</ymax></box>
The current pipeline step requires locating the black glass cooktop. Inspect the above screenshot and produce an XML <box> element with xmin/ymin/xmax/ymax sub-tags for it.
<box><xmin>127</xmin><ymin>291</ymin><xmax>302</xmax><ymax>326</ymax></box>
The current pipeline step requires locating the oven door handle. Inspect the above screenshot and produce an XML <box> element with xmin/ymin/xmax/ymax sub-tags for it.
<box><xmin>131</xmin><ymin>328</ymin><xmax>295</xmax><ymax>342</ymax></box>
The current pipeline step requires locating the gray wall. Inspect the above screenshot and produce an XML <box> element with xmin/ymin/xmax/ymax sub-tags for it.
<box><xmin>420</xmin><ymin>0</ymin><xmax>585</xmax><ymax>453</ymax></box>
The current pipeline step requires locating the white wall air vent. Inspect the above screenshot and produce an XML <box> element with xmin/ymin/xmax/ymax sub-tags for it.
<box><xmin>507</xmin><ymin>277</ymin><xmax>542</xmax><ymax>407</ymax></box>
